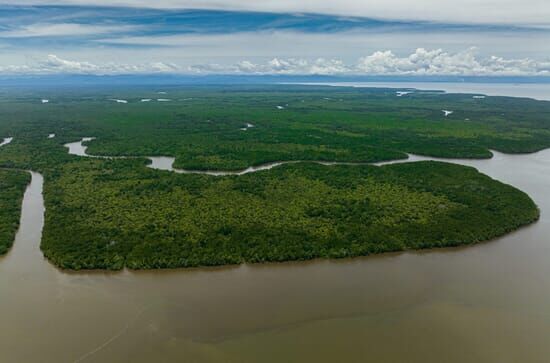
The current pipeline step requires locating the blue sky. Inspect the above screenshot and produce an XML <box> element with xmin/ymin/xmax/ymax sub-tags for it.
<box><xmin>0</xmin><ymin>2</ymin><xmax>549</xmax><ymax>76</ymax></box>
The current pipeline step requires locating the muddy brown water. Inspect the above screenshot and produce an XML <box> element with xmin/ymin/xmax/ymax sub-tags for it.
<box><xmin>2</xmin><ymin>141</ymin><xmax>550</xmax><ymax>361</ymax></box>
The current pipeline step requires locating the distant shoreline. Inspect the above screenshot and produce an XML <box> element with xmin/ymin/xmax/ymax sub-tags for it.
<box><xmin>289</xmin><ymin>81</ymin><xmax>550</xmax><ymax>101</ymax></box>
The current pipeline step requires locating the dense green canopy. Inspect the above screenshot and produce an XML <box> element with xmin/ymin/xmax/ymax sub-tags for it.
<box><xmin>0</xmin><ymin>85</ymin><xmax>545</xmax><ymax>269</ymax></box>
<box><xmin>0</xmin><ymin>169</ymin><xmax>30</xmax><ymax>255</ymax></box>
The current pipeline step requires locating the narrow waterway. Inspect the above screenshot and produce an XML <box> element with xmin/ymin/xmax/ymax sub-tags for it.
<box><xmin>2</xmin><ymin>139</ymin><xmax>550</xmax><ymax>362</ymax></box>
<box><xmin>65</xmin><ymin>137</ymin><xmax>406</xmax><ymax>176</ymax></box>
<box><xmin>0</xmin><ymin>137</ymin><xmax>13</xmax><ymax>147</ymax></box>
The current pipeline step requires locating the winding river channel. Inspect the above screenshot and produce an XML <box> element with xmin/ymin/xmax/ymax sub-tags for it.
<box><xmin>3</xmin><ymin>133</ymin><xmax>550</xmax><ymax>362</ymax></box>
<box><xmin>65</xmin><ymin>137</ymin><xmax>405</xmax><ymax>175</ymax></box>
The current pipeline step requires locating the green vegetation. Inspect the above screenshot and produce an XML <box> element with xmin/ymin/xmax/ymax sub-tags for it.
<box><xmin>0</xmin><ymin>169</ymin><xmax>30</xmax><ymax>255</ymax></box>
<box><xmin>0</xmin><ymin>85</ymin><xmax>546</xmax><ymax>269</ymax></box>
<box><xmin>3</xmin><ymin>85</ymin><xmax>550</xmax><ymax>169</ymax></box>
<box><xmin>39</xmin><ymin>159</ymin><xmax>538</xmax><ymax>269</ymax></box>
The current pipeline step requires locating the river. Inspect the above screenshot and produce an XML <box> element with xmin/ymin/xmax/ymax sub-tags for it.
<box><xmin>64</xmin><ymin>138</ymin><xmax>406</xmax><ymax>176</ymax></box>
<box><xmin>3</xmin><ymin>120</ymin><xmax>550</xmax><ymax>362</ymax></box>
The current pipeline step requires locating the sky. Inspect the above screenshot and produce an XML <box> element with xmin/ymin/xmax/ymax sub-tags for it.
<box><xmin>0</xmin><ymin>1</ymin><xmax>549</xmax><ymax>77</ymax></box>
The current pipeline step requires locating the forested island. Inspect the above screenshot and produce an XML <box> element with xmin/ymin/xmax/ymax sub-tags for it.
<box><xmin>0</xmin><ymin>85</ymin><xmax>547</xmax><ymax>269</ymax></box>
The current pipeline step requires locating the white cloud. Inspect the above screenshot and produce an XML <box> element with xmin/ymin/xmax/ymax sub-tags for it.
<box><xmin>1</xmin><ymin>0</ymin><xmax>549</xmax><ymax>26</ymax></box>
<box><xmin>43</xmin><ymin>54</ymin><xmax>99</xmax><ymax>72</ymax></box>
<box><xmin>245</xmin><ymin>58</ymin><xmax>348</xmax><ymax>75</ymax></box>
<box><xmin>2</xmin><ymin>49</ymin><xmax>550</xmax><ymax>76</ymax></box>
<box><xmin>356</xmin><ymin>48</ymin><xmax>483</xmax><ymax>75</ymax></box>
<box><xmin>0</xmin><ymin>54</ymin><xmax>182</xmax><ymax>75</ymax></box>
<box><xmin>356</xmin><ymin>48</ymin><xmax>550</xmax><ymax>76</ymax></box>
<box><xmin>189</xmin><ymin>58</ymin><xmax>348</xmax><ymax>75</ymax></box>
<box><xmin>149</xmin><ymin>62</ymin><xmax>180</xmax><ymax>72</ymax></box>
<box><xmin>0</xmin><ymin>23</ymin><xmax>139</xmax><ymax>38</ymax></box>
<box><xmin>190</xmin><ymin>48</ymin><xmax>550</xmax><ymax>76</ymax></box>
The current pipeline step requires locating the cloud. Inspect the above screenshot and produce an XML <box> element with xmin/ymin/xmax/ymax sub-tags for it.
<box><xmin>247</xmin><ymin>58</ymin><xmax>348</xmax><ymax>75</ymax></box>
<box><xmin>1</xmin><ymin>0</ymin><xmax>549</xmax><ymax>26</ymax></box>
<box><xmin>188</xmin><ymin>58</ymin><xmax>349</xmax><ymax>75</ymax></box>
<box><xmin>89</xmin><ymin>29</ymin><xmax>550</xmax><ymax>63</ymax></box>
<box><xmin>190</xmin><ymin>48</ymin><xmax>550</xmax><ymax>76</ymax></box>
<box><xmin>1</xmin><ymin>8</ymin><xmax>548</xmax><ymax>71</ymax></box>
<box><xmin>0</xmin><ymin>54</ymin><xmax>181</xmax><ymax>75</ymax></box>
<box><xmin>356</xmin><ymin>48</ymin><xmax>550</xmax><ymax>76</ymax></box>
<box><xmin>0</xmin><ymin>23</ymin><xmax>139</xmax><ymax>38</ymax></box>
<box><xmin>43</xmin><ymin>54</ymin><xmax>99</xmax><ymax>73</ymax></box>
<box><xmin>356</xmin><ymin>48</ymin><xmax>482</xmax><ymax>75</ymax></box>
<box><xmin>3</xmin><ymin>49</ymin><xmax>547</xmax><ymax>77</ymax></box>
